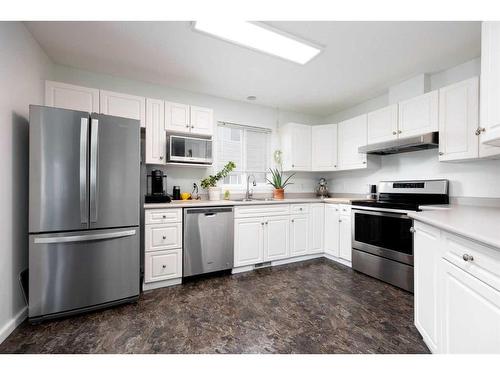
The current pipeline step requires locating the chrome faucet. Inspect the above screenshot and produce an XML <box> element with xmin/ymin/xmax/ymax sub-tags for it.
<box><xmin>245</xmin><ymin>174</ymin><xmax>257</xmax><ymax>200</ymax></box>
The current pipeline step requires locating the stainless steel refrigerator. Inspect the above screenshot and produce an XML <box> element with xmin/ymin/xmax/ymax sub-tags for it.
<box><xmin>28</xmin><ymin>105</ymin><xmax>140</xmax><ymax>322</ymax></box>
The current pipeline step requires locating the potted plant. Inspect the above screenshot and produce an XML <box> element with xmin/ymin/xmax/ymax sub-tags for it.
<box><xmin>200</xmin><ymin>161</ymin><xmax>236</xmax><ymax>201</ymax></box>
<box><xmin>267</xmin><ymin>167</ymin><xmax>295</xmax><ymax>200</ymax></box>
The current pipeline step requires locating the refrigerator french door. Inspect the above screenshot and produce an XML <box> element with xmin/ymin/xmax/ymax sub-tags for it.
<box><xmin>29</xmin><ymin>106</ymin><xmax>140</xmax><ymax>322</ymax></box>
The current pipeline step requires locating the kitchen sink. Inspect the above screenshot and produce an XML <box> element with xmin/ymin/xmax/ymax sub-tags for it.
<box><xmin>232</xmin><ymin>198</ymin><xmax>275</xmax><ymax>202</ymax></box>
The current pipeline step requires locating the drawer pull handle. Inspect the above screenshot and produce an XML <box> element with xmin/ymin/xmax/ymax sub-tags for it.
<box><xmin>409</xmin><ymin>227</ymin><xmax>415</xmax><ymax>233</ymax></box>
<box><xmin>462</xmin><ymin>254</ymin><xmax>474</xmax><ymax>262</ymax></box>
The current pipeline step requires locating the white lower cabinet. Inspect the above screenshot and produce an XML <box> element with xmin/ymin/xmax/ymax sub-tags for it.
<box><xmin>338</xmin><ymin>214</ymin><xmax>352</xmax><ymax>262</ymax></box>
<box><xmin>414</xmin><ymin>222</ymin><xmax>441</xmax><ymax>353</ymax></box>
<box><xmin>264</xmin><ymin>216</ymin><xmax>290</xmax><ymax>261</ymax></box>
<box><xmin>234</xmin><ymin>217</ymin><xmax>265</xmax><ymax>267</ymax></box>
<box><xmin>324</xmin><ymin>204</ymin><xmax>352</xmax><ymax>263</ymax></box>
<box><xmin>413</xmin><ymin>220</ymin><xmax>500</xmax><ymax>353</ymax></box>
<box><xmin>290</xmin><ymin>214</ymin><xmax>309</xmax><ymax>256</ymax></box>
<box><xmin>308</xmin><ymin>204</ymin><xmax>324</xmax><ymax>254</ymax></box>
<box><xmin>144</xmin><ymin>209</ymin><xmax>183</xmax><ymax>289</ymax></box>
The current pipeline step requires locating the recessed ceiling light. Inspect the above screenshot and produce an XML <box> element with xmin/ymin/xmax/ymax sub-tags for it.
<box><xmin>246</xmin><ymin>95</ymin><xmax>257</xmax><ymax>101</ymax></box>
<box><xmin>193</xmin><ymin>21</ymin><xmax>322</xmax><ymax>65</ymax></box>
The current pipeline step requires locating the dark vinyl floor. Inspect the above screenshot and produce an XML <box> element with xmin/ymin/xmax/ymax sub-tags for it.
<box><xmin>0</xmin><ymin>259</ymin><xmax>429</xmax><ymax>354</ymax></box>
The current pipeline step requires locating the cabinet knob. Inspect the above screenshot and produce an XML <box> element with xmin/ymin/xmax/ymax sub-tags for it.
<box><xmin>335</xmin><ymin>208</ymin><xmax>338</xmax><ymax>211</ymax></box>
<box><xmin>186</xmin><ymin>125</ymin><xmax>189</xmax><ymax>128</ymax></box>
<box><xmin>462</xmin><ymin>254</ymin><xmax>474</xmax><ymax>262</ymax></box>
<box><xmin>334</xmin><ymin>165</ymin><xmax>337</xmax><ymax>168</ymax></box>
<box><xmin>299</xmin><ymin>208</ymin><xmax>303</xmax><ymax>211</ymax></box>
<box><xmin>362</xmin><ymin>161</ymin><xmax>367</xmax><ymax>164</ymax></box>
<box><xmin>162</xmin><ymin>215</ymin><xmax>166</xmax><ymax>219</ymax></box>
<box><xmin>438</xmin><ymin>152</ymin><xmax>444</xmax><ymax>156</ymax></box>
<box><xmin>162</xmin><ymin>264</ymin><xmax>166</xmax><ymax>269</ymax></box>
<box><xmin>398</xmin><ymin>130</ymin><xmax>402</xmax><ymax>134</ymax></box>
<box><xmin>159</xmin><ymin>156</ymin><xmax>163</xmax><ymax>160</ymax></box>
<box><xmin>162</xmin><ymin>236</ymin><xmax>166</xmax><ymax>240</ymax></box>
<box><xmin>291</xmin><ymin>219</ymin><xmax>295</xmax><ymax>223</ymax></box>
<box><xmin>409</xmin><ymin>227</ymin><xmax>415</xmax><ymax>233</ymax></box>
<box><xmin>392</xmin><ymin>131</ymin><xmax>397</xmax><ymax>135</ymax></box>
<box><xmin>266</xmin><ymin>222</ymin><xmax>269</xmax><ymax>225</ymax></box>
<box><xmin>339</xmin><ymin>219</ymin><xmax>342</xmax><ymax>223</ymax></box>
<box><xmin>292</xmin><ymin>164</ymin><xmax>295</xmax><ymax>168</ymax></box>
<box><xmin>475</xmin><ymin>127</ymin><xmax>486</xmax><ymax>136</ymax></box>
<box><xmin>261</xmin><ymin>222</ymin><xmax>264</xmax><ymax>226</ymax></box>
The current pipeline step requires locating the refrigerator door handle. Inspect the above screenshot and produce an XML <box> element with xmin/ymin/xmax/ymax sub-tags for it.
<box><xmin>80</xmin><ymin>117</ymin><xmax>89</xmax><ymax>224</ymax></box>
<box><xmin>90</xmin><ymin>118</ymin><xmax>99</xmax><ymax>223</ymax></box>
<box><xmin>33</xmin><ymin>229</ymin><xmax>136</xmax><ymax>244</ymax></box>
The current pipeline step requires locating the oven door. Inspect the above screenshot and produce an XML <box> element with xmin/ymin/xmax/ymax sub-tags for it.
<box><xmin>352</xmin><ymin>209</ymin><xmax>414</xmax><ymax>265</ymax></box>
<box><xmin>168</xmin><ymin>135</ymin><xmax>212</xmax><ymax>164</ymax></box>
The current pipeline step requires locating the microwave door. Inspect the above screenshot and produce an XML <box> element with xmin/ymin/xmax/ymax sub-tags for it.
<box><xmin>169</xmin><ymin>136</ymin><xmax>212</xmax><ymax>163</ymax></box>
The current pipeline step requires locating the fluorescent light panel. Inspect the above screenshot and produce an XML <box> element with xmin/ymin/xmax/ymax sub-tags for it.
<box><xmin>193</xmin><ymin>21</ymin><xmax>321</xmax><ymax>65</ymax></box>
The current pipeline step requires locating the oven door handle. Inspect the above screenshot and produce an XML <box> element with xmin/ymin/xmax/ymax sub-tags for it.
<box><xmin>352</xmin><ymin>208</ymin><xmax>411</xmax><ymax>220</ymax></box>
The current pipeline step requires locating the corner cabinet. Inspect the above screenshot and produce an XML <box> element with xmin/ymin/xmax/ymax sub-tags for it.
<box><xmin>281</xmin><ymin>123</ymin><xmax>312</xmax><ymax>171</ymax></box>
<box><xmin>338</xmin><ymin>114</ymin><xmax>368</xmax><ymax>170</ymax></box>
<box><xmin>100</xmin><ymin>90</ymin><xmax>146</xmax><ymax>128</ymax></box>
<box><xmin>145</xmin><ymin>98</ymin><xmax>166</xmax><ymax>164</ymax></box>
<box><xmin>480</xmin><ymin>22</ymin><xmax>500</xmax><ymax>147</ymax></box>
<box><xmin>324</xmin><ymin>204</ymin><xmax>352</xmax><ymax>263</ymax></box>
<box><xmin>312</xmin><ymin>124</ymin><xmax>338</xmax><ymax>171</ymax></box>
<box><xmin>398</xmin><ymin>90</ymin><xmax>438</xmax><ymax>138</ymax></box>
<box><xmin>45</xmin><ymin>80</ymin><xmax>99</xmax><ymax>113</ymax></box>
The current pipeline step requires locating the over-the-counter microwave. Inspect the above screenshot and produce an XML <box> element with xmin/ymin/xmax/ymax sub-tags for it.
<box><xmin>167</xmin><ymin>135</ymin><xmax>213</xmax><ymax>164</ymax></box>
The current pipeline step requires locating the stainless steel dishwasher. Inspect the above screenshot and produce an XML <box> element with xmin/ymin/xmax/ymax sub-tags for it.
<box><xmin>183</xmin><ymin>207</ymin><xmax>234</xmax><ymax>277</ymax></box>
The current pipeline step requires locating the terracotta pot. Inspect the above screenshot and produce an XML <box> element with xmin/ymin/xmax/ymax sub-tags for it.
<box><xmin>273</xmin><ymin>188</ymin><xmax>285</xmax><ymax>200</ymax></box>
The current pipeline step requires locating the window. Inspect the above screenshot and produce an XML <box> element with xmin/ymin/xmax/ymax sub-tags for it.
<box><xmin>217</xmin><ymin>122</ymin><xmax>271</xmax><ymax>188</ymax></box>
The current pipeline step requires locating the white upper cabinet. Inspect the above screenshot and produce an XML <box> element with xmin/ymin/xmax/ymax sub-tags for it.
<box><xmin>338</xmin><ymin>114</ymin><xmax>368</xmax><ymax>170</ymax></box>
<box><xmin>367</xmin><ymin>104</ymin><xmax>399</xmax><ymax>144</ymax></box>
<box><xmin>312</xmin><ymin>124</ymin><xmax>338</xmax><ymax>171</ymax></box>
<box><xmin>100</xmin><ymin>90</ymin><xmax>146</xmax><ymax>128</ymax></box>
<box><xmin>398</xmin><ymin>90</ymin><xmax>438</xmax><ymax>138</ymax></box>
<box><xmin>145</xmin><ymin>98</ymin><xmax>166</xmax><ymax>165</ymax></box>
<box><xmin>45</xmin><ymin>81</ymin><xmax>99</xmax><ymax>113</ymax></box>
<box><xmin>281</xmin><ymin>123</ymin><xmax>312</xmax><ymax>171</ymax></box>
<box><xmin>164</xmin><ymin>103</ymin><xmax>214</xmax><ymax>136</ymax></box>
<box><xmin>165</xmin><ymin>101</ymin><xmax>190</xmax><ymax>133</ymax></box>
<box><xmin>438</xmin><ymin>77</ymin><xmax>479</xmax><ymax>162</ymax></box>
<box><xmin>190</xmin><ymin>106</ymin><xmax>214</xmax><ymax>136</ymax></box>
<box><xmin>480</xmin><ymin>22</ymin><xmax>500</xmax><ymax>147</ymax></box>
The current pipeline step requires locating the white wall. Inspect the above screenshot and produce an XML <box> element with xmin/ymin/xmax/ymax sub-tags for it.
<box><xmin>0</xmin><ymin>22</ymin><xmax>53</xmax><ymax>342</ymax></box>
<box><xmin>52</xmin><ymin>65</ymin><xmax>324</xmax><ymax>193</ymax></box>
<box><xmin>322</xmin><ymin>57</ymin><xmax>500</xmax><ymax>199</ymax></box>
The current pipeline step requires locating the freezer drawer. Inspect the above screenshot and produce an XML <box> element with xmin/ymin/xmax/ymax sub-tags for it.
<box><xmin>29</xmin><ymin>227</ymin><xmax>139</xmax><ymax>320</ymax></box>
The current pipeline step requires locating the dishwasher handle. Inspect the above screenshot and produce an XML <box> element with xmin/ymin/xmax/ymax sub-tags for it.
<box><xmin>185</xmin><ymin>207</ymin><xmax>234</xmax><ymax>215</ymax></box>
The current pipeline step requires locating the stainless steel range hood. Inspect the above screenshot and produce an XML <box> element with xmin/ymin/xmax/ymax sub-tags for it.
<box><xmin>358</xmin><ymin>132</ymin><xmax>439</xmax><ymax>155</ymax></box>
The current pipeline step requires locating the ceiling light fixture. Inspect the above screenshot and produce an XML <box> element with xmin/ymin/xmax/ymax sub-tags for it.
<box><xmin>192</xmin><ymin>21</ymin><xmax>322</xmax><ymax>65</ymax></box>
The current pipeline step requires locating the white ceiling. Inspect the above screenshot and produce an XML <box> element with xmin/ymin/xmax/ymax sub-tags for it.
<box><xmin>25</xmin><ymin>21</ymin><xmax>481</xmax><ymax>116</ymax></box>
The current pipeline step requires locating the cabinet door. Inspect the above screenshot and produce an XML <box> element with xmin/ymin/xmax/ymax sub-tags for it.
<box><xmin>338</xmin><ymin>114</ymin><xmax>367</xmax><ymax>170</ymax></box>
<box><xmin>324</xmin><ymin>205</ymin><xmax>340</xmax><ymax>257</ymax></box>
<box><xmin>398</xmin><ymin>90</ymin><xmax>438</xmax><ymax>138</ymax></box>
<box><xmin>440</xmin><ymin>259</ymin><xmax>500</xmax><ymax>354</ymax></box>
<box><xmin>190</xmin><ymin>106</ymin><xmax>213</xmax><ymax>136</ymax></box>
<box><xmin>308</xmin><ymin>204</ymin><xmax>324</xmax><ymax>254</ymax></box>
<box><xmin>291</xmin><ymin>124</ymin><xmax>312</xmax><ymax>171</ymax></box>
<box><xmin>367</xmin><ymin>104</ymin><xmax>398</xmax><ymax>144</ymax></box>
<box><xmin>100</xmin><ymin>90</ymin><xmax>146</xmax><ymax>128</ymax></box>
<box><xmin>414</xmin><ymin>222</ymin><xmax>441</xmax><ymax>353</ymax></box>
<box><xmin>165</xmin><ymin>101</ymin><xmax>190</xmax><ymax>133</ymax></box>
<box><xmin>438</xmin><ymin>77</ymin><xmax>479</xmax><ymax>161</ymax></box>
<box><xmin>45</xmin><ymin>80</ymin><xmax>99</xmax><ymax>113</ymax></box>
<box><xmin>312</xmin><ymin>124</ymin><xmax>338</xmax><ymax>171</ymax></box>
<box><xmin>234</xmin><ymin>217</ymin><xmax>264</xmax><ymax>267</ymax></box>
<box><xmin>290</xmin><ymin>215</ymin><xmax>309</xmax><ymax>256</ymax></box>
<box><xmin>338</xmin><ymin>214</ymin><xmax>352</xmax><ymax>261</ymax></box>
<box><xmin>264</xmin><ymin>216</ymin><xmax>290</xmax><ymax>261</ymax></box>
<box><xmin>480</xmin><ymin>22</ymin><xmax>500</xmax><ymax>147</ymax></box>
<box><xmin>145</xmin><ymin>98</ymin><xmax>166</xmax><ymax>164</ymax></box>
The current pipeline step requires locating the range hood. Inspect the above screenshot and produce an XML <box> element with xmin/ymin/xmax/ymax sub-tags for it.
<box><xmin>358</xmin><ymin>132</ymin><xmax>439</xmax><ymax>155</ymax></box>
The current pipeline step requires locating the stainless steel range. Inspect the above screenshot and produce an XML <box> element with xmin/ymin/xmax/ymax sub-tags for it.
<box><xmin>351</xmin><ymin>179</ymin><xmax>449</xmax><ymax>292</ymax></box>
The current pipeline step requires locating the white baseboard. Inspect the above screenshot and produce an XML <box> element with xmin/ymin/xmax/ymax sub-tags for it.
<box><xmin>323</xmin><ymin>253</ymin><xmax>352</xmax><ymax>268</ymax></box>
<box><xmin>231</xmin><ymin>265</ymin><xmax>254</xmax><ymax>274</ymax></box>
<box><xmin>0</xmin><ymin>306</ymin><xmax>27</xmax><ymax>345</ymax></box>
<box><xmin>271</xmin><ymin>253</ymin><xmax>323</xmax><ymax>266</ymax></box>
<box><xmin>142</xmin><ymin>277</ymin><xmax>182</xmax><ymax>291</ymax></box>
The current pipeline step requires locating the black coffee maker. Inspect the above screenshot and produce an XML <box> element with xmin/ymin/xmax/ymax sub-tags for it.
<box><xmin>145</xmin><ymin>169</ymin><xmax>171</xmax><ymax>203</ymax></box>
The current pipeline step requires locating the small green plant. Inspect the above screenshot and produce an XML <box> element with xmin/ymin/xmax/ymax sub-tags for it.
<box><xmin>200</xmin><ymin>161</ymin><xmax>236</xmax><ymax>189</ymax></box>
<box><xmin>267</xmin><ymin>167</ymin><xmax>295</xmax><ymax>189</ymax></box>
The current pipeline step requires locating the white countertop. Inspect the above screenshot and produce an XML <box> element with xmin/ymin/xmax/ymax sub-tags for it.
<box><xmin>408</xmin><ymin>205</ymin><xmax>500</xmax><ymax>250</ymax></box>
<box><xmin>144</xmin><ymin>196</ymin><xmax>367</xmax><ymax>209</ymax></box>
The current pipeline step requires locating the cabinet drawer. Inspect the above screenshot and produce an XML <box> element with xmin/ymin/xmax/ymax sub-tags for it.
<box><xmin>338</xmin><ymin>204</ymin><xmax>351</xmax><ymax>215</ymax></box>
<box><xmin>442</xmin><ymin>231</ymin><xmax>500</xmax><ymax>291</ymax></box>
<box><xmin>145</xmin><ymin>223</ymin><xmax>182</xmax><ymax>252</ymax></box>
<box><xmin>145</xmin><ymin>209</ymin><xmax>182</xmax><ymax>224</ymax></box>
<box><xmin>234</xmin><ymin>204</ymin><xmax>290</xmax><ymax>218</ymax></box>
<box><xmin>290</xmin><ymin>204</ymin><xmax>309</xmax><ymax>214</ymax></box>
<box><xmin>144</xmin><ymin>248</ymin><xmax>182</xmax><ymax>283</ymax></box>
